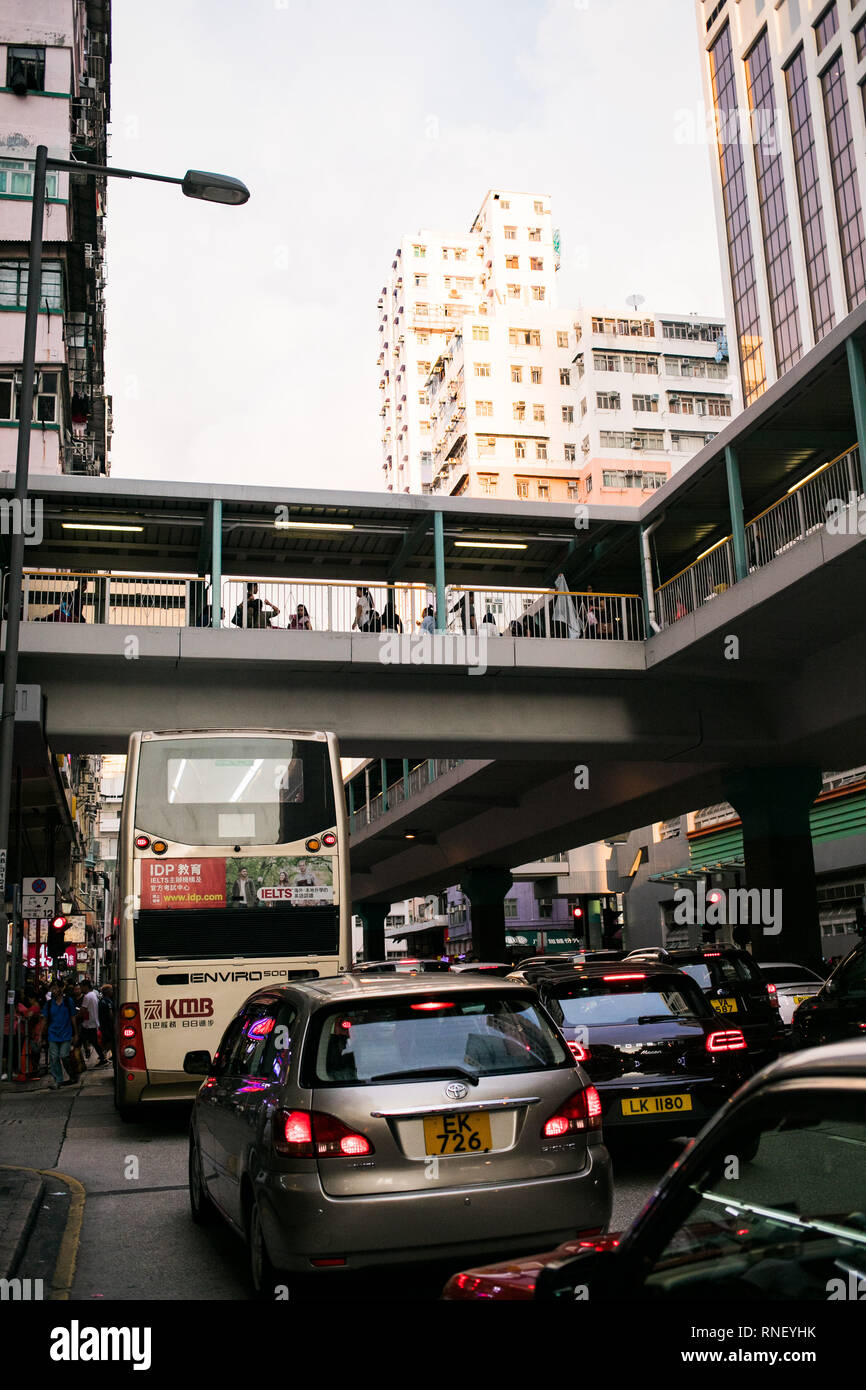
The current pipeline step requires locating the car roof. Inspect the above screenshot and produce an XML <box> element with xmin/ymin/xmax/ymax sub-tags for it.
<box><xmin>739</xmin><ymin>1038</ymin><xmax>866</xmax><ymax>1088</ymax></box>
<box><xmin>242</xmin><ymin>974</ymin><xmax>537</xmax><ymax>1007</ymax></box>
<box><xmin>511</xmin><ymin>962</ymin><xmax>695</xmax><ymax>984</ymax></box>
<box><xmin>756</xmin><ymin>961</ymin><xmax>820</xmax><ymax>970</ymax></box>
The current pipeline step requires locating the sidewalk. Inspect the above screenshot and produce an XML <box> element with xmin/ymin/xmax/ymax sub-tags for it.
<box><xmin>0</xmin><ymin>1063</ymin><xmax>103</xmax><ymax>1280</ymax></box>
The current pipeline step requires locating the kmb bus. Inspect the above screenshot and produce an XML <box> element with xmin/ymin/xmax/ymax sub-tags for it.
<box><xmin>113</xmin><ymin>730</ymin><xmax>349</xmax><ymax>1117</ymax></box>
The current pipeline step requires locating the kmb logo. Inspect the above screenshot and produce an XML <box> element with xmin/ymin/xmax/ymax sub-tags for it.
<box><xmin>143</xmin><ymin>997</ymin><xmax>214</xmax><ymax>1020</ymax></box>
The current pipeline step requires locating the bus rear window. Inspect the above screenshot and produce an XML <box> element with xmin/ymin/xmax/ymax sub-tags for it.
<box><xmin>135</xmin><ymin>737</ymin><xmax>336</xmax><ymax>845</ymax></box>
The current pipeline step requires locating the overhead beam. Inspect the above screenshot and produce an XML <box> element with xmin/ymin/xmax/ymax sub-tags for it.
<box><xmin>386</xmin><ymin>517</ymin><xmax>432</xmax><ymax>582</ymax></box>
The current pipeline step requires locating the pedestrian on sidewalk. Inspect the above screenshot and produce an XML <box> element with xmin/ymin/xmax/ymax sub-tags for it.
<box><xmin>42</xmin><ymin>981</ymin><xmax>79</xmax><ymax>1088</ymax></box>
<box><xmin>81</xmin><ymin>980</ymin><xmax>107</xmax><ymax>1065</ymax></box>
<box><xmin>98</xmin><ymin>983</ymin><xmax>115</xmax><ymax>1063</ymax></box>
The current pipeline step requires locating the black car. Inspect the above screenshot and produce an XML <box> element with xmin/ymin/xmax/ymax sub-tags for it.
<box><xmin>792</xmin><ymin>940</ymin><xmax>866</xmax><ymax>1049</ymax></box>
<box><xmin>449</xmin><ymin>962</ymin><xmax>514</xmax><ymax>976</ymax></box>
<box><xmin>350</xmin><ymin>959</ymin><xmax>450</xmax><ymax>975</ymax></box>
<box><xmin>624</xmin><ymin>947</ymin><xmax>784</xmax><ymax>1063</ymax></box>
<box><xmin>507</xmin><ymin>961</ymin><xmax>756</xmax><ymax>1134</ymax></box>
<box><xmin>444</xmin><ymin>1039</ymin><xmax>866</xmax><ymax>1302</ymax></box>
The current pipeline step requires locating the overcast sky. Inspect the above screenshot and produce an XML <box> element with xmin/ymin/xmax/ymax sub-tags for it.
<box><xmin>104</xmin><ymin>0</ymin><xmax>723</xmax><ymax>493</ymax></box>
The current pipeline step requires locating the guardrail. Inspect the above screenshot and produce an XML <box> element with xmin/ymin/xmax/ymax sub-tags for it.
<box><xmin>655</xmin><ymin>445</ymin><xmax>862</xmax><ymax>628</ymax></box>
<box><xmin>349</xmin><ymin>758</ymin><xmax>463</xmax><ymax>832</ymax></box>
<box><xmin>7</xmin><ymin>572</ymin><xmax>645</xmax><ymax>643</ymax></box>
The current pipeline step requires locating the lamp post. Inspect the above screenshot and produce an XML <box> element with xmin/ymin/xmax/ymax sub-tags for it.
<box><xmin>0</xmin><ymin>147</ymin><xmax>249</xmax><ymax>1068</ymax></box>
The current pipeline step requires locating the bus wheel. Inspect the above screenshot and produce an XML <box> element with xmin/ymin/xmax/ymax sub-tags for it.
<box><xmin>189</xmin><ymin>1131</ymin><xmax>216</xmax><ymax>1225</ymax></box>
<box><xmin>247</xmin><ymin>1194</ymin><xmax>281</xmax><ymax>1300</ymax></box>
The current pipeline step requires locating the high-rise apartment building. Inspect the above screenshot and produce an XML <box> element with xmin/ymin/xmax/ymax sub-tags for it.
<box><xmin>0</xmin><ymin>0</ymin><xmax>112</xmax><ymax>477</ymax></box>
<box><xmin>696</xmin><ymin>0</ymin><xmax>866</xmax><ymax>406</ymax></box>
<box><xmin>378</xmin><ymin>190</ymin><xmax>556</xmax><ymax>494</ymax></box>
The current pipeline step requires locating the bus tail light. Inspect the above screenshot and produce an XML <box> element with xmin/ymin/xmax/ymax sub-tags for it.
<box><xmin>118</xmin><ymin>1002</ymin><xmax>146</xmax><ymax>1069</ymax></box>
<box><xmin>322</xmin><ymin>832</ymin><xmax>337</xmax><ymax>847</ymax></box>
<box><xmin>273</xmin><ymin>1109</ymin><xmax>374</xmax><ymax>1159</ymax></box>
<box><xmin>542</xmin><ymin>1086</ymin><xmax>602</xmax><ymax>1137</ymax></box>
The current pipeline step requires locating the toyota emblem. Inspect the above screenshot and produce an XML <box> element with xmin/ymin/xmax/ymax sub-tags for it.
<box><xmin>444</xmin><ymin>1081</ymin><xmax>469</xmax><ymax>1101</ymax></box>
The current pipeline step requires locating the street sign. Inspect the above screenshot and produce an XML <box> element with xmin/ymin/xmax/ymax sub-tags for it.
<box><xmin>22</xmin><ymin>875</ymin><xmax>55</xmax><ymax>916</ymax></box>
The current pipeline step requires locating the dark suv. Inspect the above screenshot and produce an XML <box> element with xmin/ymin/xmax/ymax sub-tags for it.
<box><xmin>624</xmin><ymin>948</ymin><xmax>783</xmax><ymax>1064</ymax></box>
<box><xmin>506</xmin><ymin>961</ymin><xmax>757</xmax><ymax>1134</ymax></box>
<box><xmin>792</xmin><ymin>940</ymin><xmax>866</xmax><ymax>1048</ymax></box>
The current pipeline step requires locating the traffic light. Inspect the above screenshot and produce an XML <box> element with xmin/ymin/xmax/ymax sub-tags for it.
<box><xmin>47</xmin><ymin>914</ymin><xmax>68</xmax><ymax>962</ymax></box>
<box><xmin>571</xmin><ymin>905</ymin><xmax>583</xmax><ymax>920</ymax></box>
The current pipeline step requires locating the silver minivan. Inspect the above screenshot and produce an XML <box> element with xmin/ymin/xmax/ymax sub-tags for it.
<box><xmin>186</xmin><ymin>975</ymin><xmax>613</xmax><ymax>1295</ymax></box>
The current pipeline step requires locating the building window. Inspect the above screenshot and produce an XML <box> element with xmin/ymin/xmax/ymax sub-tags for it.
<box><xmin>814</xmin><ymin>2</ymin><xmax>839</xmax><ymax>53</ymax></box>
<box><xmin>454</xmin><ymin>247</ymin><xmax>467</xmax><ymax>261</ymax></box>
<box><xmin>593</xmin><ymin>352</ymin><xmax>619</xmax><ymax>371</ymax></box>
<box><xmin>0</xmin><ymin>369</ymin><xmax>59</xmax><ymax>423</ymax></box>
<box><xmin>536</xmin><ymin>482</ymin><xmax>549</xmax><ymax>499</ymax></box>
<box><xmin>516</xmin><ymin>479</ymin><xmax>529</xmax><ymax>498</ymax></box>
<box><xmin>562</xmin><ymin>405</ymin><xmax>574</xmax><ymax>423</ymax></box>
<box><xmin>415</xmin><ymin>302</ymin><xmax>429</xmax><ymax>316</ymax></box>
<box><xmin>6</xmin><ymin>46</ymin><xmax>45</xmax><ymax>93</ymax></box>
<box><xmin>557</xmin><ymin>331</ymin><xmax>569</xmax><ymax>348</ymax></box>
<box><xmin>531</xmin><ymin>285</ymin><xmax>546</xmax><ymax>301</ymax></box>
<box><xmin>478</xmin><ymin>474</ymin><xmax>498</xmax><ymax>494</ymax></box>
<box><xmin>513</xmin><ymin>401</ymin><xmax>526</xmax><ymax>420</ymax></box>
<box><xmin>533</xmin><ymin>403</ymin><xmax>545</xmax><ymax>421</ymax></box>
<box><xmin>416</xmin><ymin>331</ymin><xmax>429</xmax><ymax>344</ymax></box>
<box><xmin>622</xmin><ymin>353</ymin><xmax>659</xmax><ymax>374</ymax></box>
<box><xmin>514</xmin><ymin>440</ymin><xmax>526</xmax><ymax>458</ymax></box>
<box><xmin>477</xmin><ymin>437</ymin><xmax>496</xmax><ymax>457</ymax></box>
<box><xmin>821</xmin><ymin>49</ymin><xmax>866</xmax><ymax>309</ymax></box>
<box><xmin>417</xmin><ymin>360</ymin><xmax>431</xmax><ymax>375</ymax></box>
<box><xmin>507</xmin><ymin>284</ymin><xmax>521</xmax><ymax>299</ymax></box>
<box><xmin>413</xmin><ymin>244</ymin><xmax>426</xmax><ymax>258</ymax></box>
<box><xmin>476</xmin><ymin>400</ymin><xmax>493</xmax><ymax>417</ymax></box>
<box><xmin>596</xmin><ymin>391</ymin><xmax>620</xmax><ymax>409</ymax></box>
<box><xmin>509</xmin><ymin>328</ymin><xmax>541</xmax><ymax>346</ymax></box>
<box><xmin>531</xmin><ymin>366</ymin><xmax>543</xmax><ymax>384</ymax></box>
<box><xmin>709</xmin><ymin>23</ymin><xmax>766</xmax><ymax>404</ymax></box>
<box><xmin>511</xmin><ymin>365</ymin><xmax>522</xmax><ymax>382</ymax></box>
<box><xmin>559</xmin><ymin>367</ymin><xmax>571</xmax><ymax>385</ymax></box>
<box><xmin>565</xmin><ymin>443</ymin><xmax>576</xmax><ymax>462</ymax></box>
<box><xmin>855</xmin><ymin>19</ymin><xmax>866</xmax><ymax>63</ymax></box>
<box><xmin>0</xmin><ymin>260</ymin><xmax>62</xmax><ymax>310</ymax></box>
<box><xmin>504</xmin><ymin>226</ymin><xmax>517</xmax><ymax>240</ymax></box>
<box><xmin>745</xmin><ymin>29</ymin><xmax>802</xmax><ymax>375</ymax></box>
<box><xmin>418</xmin><ymin>391</ymin><xmax>428</xmax><ymax>405</ymax></box>
<box><xmin>0</xmin><ymin>162</ymin><xmax>59</xmax><ymax>199</ymax></box>
<box><xmin>580</xmin><ymin>397</ymin><xmax>587</xmax><ymax>416</ymax></box>
<box><xmin>567</xmin><ymin>480</ymin><xmax>579</xmax><ymax>498</ymax></box>
<box><xmin>499</xmin><ymin>200</ymin><xmax>510</xmax><ymax>210</ymax></box>
<box><xmin>474</xmin><ymin>363</ymin><xmax>491</xmax><ymax>377</ymax></box>
<box><xmin>414</xmin><ymin>274</ymin><xmax>427</xmax><ymax>287</ymax></box>
<box><xmin>575</xmin><ymin>355</ymin><xmax>585</xmax><ymax>379</ymax></box>
<box><xmin>602</xmin><ymin>468</ymin><xmax>667</xmax><ymax>489</ymax></box>
<box><xmin>533</xmin><ymin>200</ymin><xmax>545</xmax><ymax>214</ymax></box>
<box><xmin>419</xmin><ymin>420</ymin><xmax>431</xmax><ymax>433</ymax></box>
<box><xmin>632</xmin><ymin>394</ymin><xmax>658</xmax><ymax>412</ymax></box>
<box><xmin>536</xmin><ymin>441</ymin><xmax>547</xmax><ymax>459</ymax></box>
<box><xmin>505</xmin><ymin>255</ymin><xmax>519</xmax><ymax>269</ymax></box>
<box><xmin>472</xmin><ymin>325</ymin><xmax>489</xmax><ymax>341</ymax></box>
<box><xmin>530</xmin><ymin>257</ymin><xmax>543</xmax><ymax>271</ymax></box>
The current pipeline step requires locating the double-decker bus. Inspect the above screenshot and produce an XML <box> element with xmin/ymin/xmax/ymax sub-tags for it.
<box><xmin>113</xmin><ymin>729</ymin><xmax>349</xmax><ymax>1116</ymax></box>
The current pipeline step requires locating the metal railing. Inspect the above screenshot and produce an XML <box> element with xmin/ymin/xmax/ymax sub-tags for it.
<box><xmin>655</xmin><ymin>446</ymin><xmax>862</xmax><ymax>628</ymax></box>
<box><xmin>350</xmin><ymin>758</ymin><xmax>463</xmax><ymax>832</ymax></box>
<box><xmin>10</xmin><ymin>573</ymin><xmax>645</xmax><ymax>643</ymax></box>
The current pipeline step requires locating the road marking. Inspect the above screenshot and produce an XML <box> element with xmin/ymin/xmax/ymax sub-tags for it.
<box><xmin>41</xmin><ymin>1168</ymin><xmax>86</xmax><ymax>1301</ymax></box>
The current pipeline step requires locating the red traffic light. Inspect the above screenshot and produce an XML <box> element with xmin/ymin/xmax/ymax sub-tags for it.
<box><xmin>51</xmin><ymin>914</ymin><xmax>67</xmax><ymax>931</ymax></box>
<box><xmin>572</xmin><ymin>906</ymin><xmax>583</xmax><ymax>919</ymax></box>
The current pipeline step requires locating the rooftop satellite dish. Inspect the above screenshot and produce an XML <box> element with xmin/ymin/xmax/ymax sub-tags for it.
<box><xmin>626</xmin><ymin>293</ymin><xmax>645</xmax><ymax>313</ymax></box>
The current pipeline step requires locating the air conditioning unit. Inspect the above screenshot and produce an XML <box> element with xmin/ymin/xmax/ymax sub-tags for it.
<box><xmin>81</xmin><ymin>76</ymin><xmax>99</xmax><ymax>90</ymax></box>
<box><xmin>631</xmin><ymin>438</ymin><xmax>644</xmax><ymax>449</ymax></box>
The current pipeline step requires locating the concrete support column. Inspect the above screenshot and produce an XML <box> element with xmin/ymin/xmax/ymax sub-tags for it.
<box><xmin>724</xmin><ymin>767</ymin><xmax>823</xmax><ymax>971</ymax></box>
<box><xmin>433</xmin><ymin>511</ymin><xmax>446</xmax><ymax>631</ymax></box>
<box><xmin>725</xmin><ymin>446</ymin><xmax>748</xmax><ymax>583</ymax></box>
<box><xmin>461</xmin><ymin>868</ymin><xmax>513</xmax><ymax>961</ymax></box>
<box><xmin>355</xmin><ymin>900</ymin><xmax>390</xmax><ymax>962</ymax></box>
<box><xmin>845</xmin><ymin>337</ymin><xmax>866</xmax><ymax>494</ymax></box>
<box><xmin>210</xmin><ymin>499</ymin><xmax>223</xmax><ymax>628</ymax></box>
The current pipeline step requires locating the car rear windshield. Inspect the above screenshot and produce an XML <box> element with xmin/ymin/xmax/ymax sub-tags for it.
<box><xmin>552</xmin><ymin>978</ymin><xmax>708</xmax><ymax>1027</ymax></box>
<box><xmin>306</xmin><ymin>994</ymin><xmax>570</xmax><ymax>1085</ymax></box>
<box><xmin>758</xmin><ymin>965</ymin><xmax>821</xmax><ymax>984</ymax></box>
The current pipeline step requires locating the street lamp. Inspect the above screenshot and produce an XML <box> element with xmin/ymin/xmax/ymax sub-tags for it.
<box><xmin>0</xmin><ymin>146</ymin><xmax>249</xmax><ymax>1063</ymax></box>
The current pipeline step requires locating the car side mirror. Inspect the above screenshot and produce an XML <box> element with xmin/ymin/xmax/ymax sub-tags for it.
<box><xmin>535</xmin><ymin>1248</ymin><xmax>627</xmax><ymax>1301</ymax></box>
<box><xmin>183</xmin><ymin>1050</ymin><xmax>212</xmax><ymax>1075</ymax></box>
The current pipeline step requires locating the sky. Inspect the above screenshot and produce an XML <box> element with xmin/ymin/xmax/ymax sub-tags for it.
<box><xmin>105</xmin><ymin>0</ymin><xmax>723</xmax><ymax>493</ymax></box>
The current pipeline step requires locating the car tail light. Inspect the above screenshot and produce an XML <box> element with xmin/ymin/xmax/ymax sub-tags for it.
<box><xmin>273</xmin><ymin>1109</ymin><xmax>374</xmax><ymax>1158</ymax></box>
<box><xmin>567</xmin><ymin>1039</ymin><xmax>592</xmax><ymax>1063</ymax></box>
<box><xmin>706</xmin><ymin>1029</ymin><xmax>747</xmax><ymax>1052</ymax></box>
<box><xmin>603</xmin><ymin>972</ymin><xmax>645</xmax><ymax>981</ymax></box>
<box><xmin>410</xmin><ymin>1001</ymin><xmax>454</xmax><ymax>1011</ymax></box>
<box><xmin>542</xmin><ymin>1086</ymin><xmax>602</xmax><ymax>1137</ymax></box>
<box><xmin>766</xmin><ymin>983</ymin><xmax>780</xmax><ymax>1009</ymax></box>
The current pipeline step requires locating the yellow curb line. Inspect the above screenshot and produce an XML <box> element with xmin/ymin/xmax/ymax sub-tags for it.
<box><xmin>0</xmin><ymin>1163</ymin><xmax>86</xmax><ymax>1301</ymax></box>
